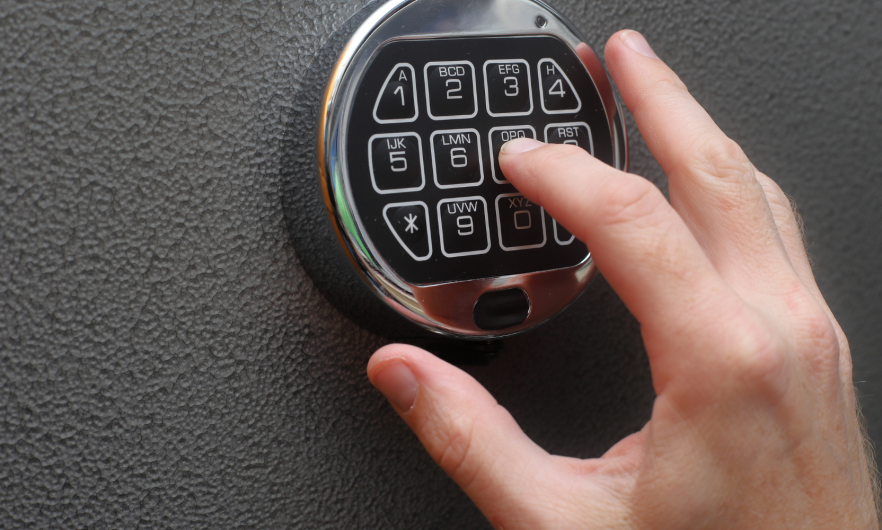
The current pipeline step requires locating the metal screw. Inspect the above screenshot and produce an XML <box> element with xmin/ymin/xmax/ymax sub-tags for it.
<box><xmin>535</xmin><ymin>15</ymin><xmax>548</xmax><ymax>28</ymax></box>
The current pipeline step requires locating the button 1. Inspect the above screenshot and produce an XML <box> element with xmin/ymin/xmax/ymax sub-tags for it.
<box><xmin>488</xmin><ymin>126</ymin><xmax>536</xmax><ymax>183</ymax></box>
<box><xmin>437</xmin><ymin>197</ymin><xmax>491</xmax><ymax>257</ymax></box>
<box><xmin>368</xmin><ymin>132</ymin><xmax>426</xmax><ymax>194</ymax></box>
<box><xmin>473</xmin><ymin>288</ymin><xmax>530</xmax><ymax>331</ymax></box>
<box><xmin>538</xmin><ymin>58</ymin><xmax>581</xmax><ymax>114</ymax></box>
<box><xmin>430</xmin><ymin>129</ymin><xmax>484</xmax><ymax>189</ymax></box>
<box><xmin>483</xmin><ymin>60</ymin><xmax>533</xmax><ymax>117</ymax></box>
<box><xmin>383</xmin><ymin>201</ymin><xmax>432</xmax><ymax>261</ymax></box>
<box><xmin>424</xmin><ymin>61</ymin><xmax>478</xmax><ymax>120</ymax></box>
<box><xmin>553</xmin><ymin>218</ymin><xmax>575</xmax><ymax>245</ymax></box>
<box><xmin>373</xmin><ymin>63</ymin><xmax>418</xmax><ymax>124</ymax></box>
<box><xmin>544</xmin><ymin>122</ymin><xmax>593</xmax><ymax>154</ymax></box>
<box><xmin>495</xmin><ymin>193</ymin><xmax>546</xmax><ymax>250</ymax></box>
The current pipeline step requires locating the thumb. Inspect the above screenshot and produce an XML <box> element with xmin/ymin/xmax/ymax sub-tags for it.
<box><xmin>368</xmin><ymin>344</ymin><xmax>575</xmax><ymax>528</ymax></box>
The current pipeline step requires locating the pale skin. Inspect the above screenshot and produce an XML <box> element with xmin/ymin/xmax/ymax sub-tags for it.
<box><xmin>367</xmin><ymin>30</ymin><xmax>880</xmax><ymax>529</ymax></box>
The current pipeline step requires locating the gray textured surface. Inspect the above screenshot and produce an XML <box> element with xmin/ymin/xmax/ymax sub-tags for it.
<box><xmin>1</xmin><ymin>0</ymin><xmax>880</xmax><ymax>528</ymax></box>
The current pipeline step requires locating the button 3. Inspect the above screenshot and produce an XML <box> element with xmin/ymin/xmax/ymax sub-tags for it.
<box><xmin>483</xmin><ymin>59</ymin><xmax>533</xmax><ymax>117</ymax></box>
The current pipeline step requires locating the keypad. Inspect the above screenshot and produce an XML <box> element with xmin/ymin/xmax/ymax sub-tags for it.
<box><xmin>347</xmin><ymin>36</ymin><xmax>612</xmax><ymax>284</ymax></box>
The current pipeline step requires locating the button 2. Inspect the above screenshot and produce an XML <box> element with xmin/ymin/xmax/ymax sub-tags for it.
<box><xmin>383</xmin><ymin>201</ymin><xmax>432</xmax><ymax>261</ymax></box>
<box><xmin>483</xmin><ymin>60</ymin><xmax>533</xmax><ymax>117</ymax></box>
<box><xmin>430</xmin><ymin>129</ymin><xmax>484</xmax><ymax>189</ymax></box>
<box><xmin>544</xmin><ymin>122</ymin><xmax>593</xmax><ymax>154</ymax></box>
<box><xmin>538</xmin><ymin>58</ymin><xmax>581</xmax><ymax>114</ymax></box>
<box><xmin>373</xmin><ymin>63</ymin><xmax>418</xmax><ymax>124</ymax></box>
<box><xmin>437</xmin><ymin>197</ymin><xmax>491</xmax><ymax>257</ymax></box>
<box><xmin>368</xmin><ymin>132</ymin><xmax>426</xmax><ymax>194</ymax></box>
<box><xmin>488</xmin><ymin>126</ymin><xmax>536</xmax><ymax>183</ymax></box>
<box><xmin>495</xmin><ymin>193</ymin><xmax>546</xmax><ymax>250</ymax></box>
<box><xmin>424</xmin><ymin>61</ymin><xmax>478</xmax><ymax>120</ymax></box>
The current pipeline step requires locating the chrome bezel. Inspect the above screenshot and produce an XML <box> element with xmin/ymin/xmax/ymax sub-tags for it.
<box><xmin>318</xmin><ymin>0</ymin><xmax>628</xmax><ymax>338</ymax></box>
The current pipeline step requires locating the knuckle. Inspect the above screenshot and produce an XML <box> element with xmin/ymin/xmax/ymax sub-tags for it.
<box><xmin>599</xmin><ymin>176</ymin><xmax>667</xmax><ymax>228</ymax></box>
<box><xmin>689</xmin><ymin>136</ymin><xmax>755</xmax><ymax>185</ymax></box>
<box><xmin>727</xmin><ymin>319</ymin><xmax>789</xmax><ymax>395</ymax></box>
<box><xmin>419</xmin><ymin>408</ymin><xmax>479</xmax><ymax>484</ymax></box>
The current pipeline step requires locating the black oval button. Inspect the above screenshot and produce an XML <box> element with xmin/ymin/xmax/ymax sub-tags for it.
<box><xmin>473</xmin><ymin>288</ymin><xmax>530</xmax><ymax>331</ymax></box>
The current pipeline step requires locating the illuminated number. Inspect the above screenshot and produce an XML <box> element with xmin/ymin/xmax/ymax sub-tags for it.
<box><xmin>389</xmin><ymin>151</ymin><xmax>407</xmax><ymax>172</ymax></box>
<box><xmin>548</xmin><ymin>79</ymin><xmax>565</xmax><ymax>97</ymax></box>
<box><xmin>503</xmin><ymin>76</ymin><xmax>518</xmax><ymax>97</ymax></box>
<box><xmin>456</xmin><ymin>215</ymin><xmax>474</xmax><ymax>236</ymax></box>
<box><xmin>446</xmin><ymin>78</ymin><xmax>462</xmax><ymax>100</ymax></box>
<box><xmin>393</xmin><ymin>85</ymin><xmax>405</xmax><ymax>106</ymax></box>
<box><xmin>450</xmin><ymin>147</ymin><xmax>468</xmax><ymax>168</ymax></box>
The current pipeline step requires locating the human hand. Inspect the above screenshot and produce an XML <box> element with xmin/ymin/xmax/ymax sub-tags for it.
<box><xmin>367</xmin><ymin>30</ymin><xmax>879</xmax><ymax>529</ymax></box>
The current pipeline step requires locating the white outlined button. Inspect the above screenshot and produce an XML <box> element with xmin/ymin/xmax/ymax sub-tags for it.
<box><xmin>544</xmin><ymin>122</ymin><xmax>593</xmax><ymax>154</ymax></box>
<box><xmin>495</xmin><ymin>193</ymin><xmax>547</xmax><ymax>251</ymax></box>
<box><xmin>488</xmin><ymin>125</ymin><xmax>536</xmax><ymax>183</ymax></box>
<box><xmin>368</xmin><ymin>132</ymin><xmax>426</xmax><ymax>195</ymax></box>
<box><xmin>437</xmin><ymin>196</ymin><xmax>491</xmax><ymax>257</ymax></box>
<box><xmin>430</xmin><ymin>128</ymin><xmax>484</xmax><ymax>189</ymax></box>
<box><xmin>483</xmin><ymin>59</ymin><xmax>533</xmax><ymax>117</ymax></box>
<box><xmin>424</xmin><ymin>61</ymin><xmax>479</xmax><ymax>120</ymax></box>
<box><xmin>552</xmin><ymin>219</ymin><xmax>576</xmax><ymax>245</ymax></box>
<box><xmin>538</xmin><ymin>58</ymin><xmax>582</xmax><ymax>114</ymax></box>
<box><xmin>373</xmin><ymin>63</ymin><xmax>418</xmax><ymax>124</ymax></box>
<box><xmin>383</xmin><ymin>201</ymin><xmax>432</xmax><ymax>261</ymax></box>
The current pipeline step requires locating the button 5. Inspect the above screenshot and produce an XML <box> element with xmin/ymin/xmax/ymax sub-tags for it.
<box><xmin>373</xmin><ymin>63</ymin><xmax>418</xmax><ymax>124</ymax></box>
<box><xmin>383</xmin><ymin>201</ymin><xmax>432</xmax><ymax>261</ymax></box>
<box><xmin>424</xmin><ymin>61</ymin><xmax>478</xmax><ymax>120</ymax></box>
<box><xmin>483</xmin><ymin>60</ymin><xmax>533</xmax><ymax>117</ymax></box>
<box><xmin>368</xmin><ymin>132</ymin><xmax>426</xmax><ymax>194</ymax></box>
<box><xmin>495</xmin><ymin>193</ymin><xmax>546</xmax><ymax>250</ymax></box>
<box><xmin>538</xmin><ymin>58</ymin><xmax>581</xmax><ymax>114</ymax></box>
<box><xmin>488</xmin><ymin>125</ymin><xmax>536</xmax><ymax>183</ymax></box>
<box><xmin>437</xmin><ymin>197</ymin><xmax>491</xmax><ymax>257</ymax></box>
<box><xmin>430</xmin><ymin>129</ymin><xmax>484</xmax><ymax>189</ymax></box>
<box><xmin>544</xmin><ymin>122</ymin><xmax>593</xmax><ymax>154</ymax></box>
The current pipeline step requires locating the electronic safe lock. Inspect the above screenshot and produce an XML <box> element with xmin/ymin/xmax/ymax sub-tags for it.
<box><xmin>313</xmin><ymin>0</ymin><xmax>627</xmax><ymax>339</ymax></box>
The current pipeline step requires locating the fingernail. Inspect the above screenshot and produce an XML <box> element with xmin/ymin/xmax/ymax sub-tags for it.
<box><xmin>621</xmin><ymin>30</ymin><xmax>658</xmax><ymax>59</ymax></box>
<box><xmin>374</xmin><ymin>362</ymin><xmax>418</xmax><ymax>412</ymax></box>
<box><xmin>501</xmin><ymin>137</ymin><xmax>544</xmax><ymax>156</ymax></box>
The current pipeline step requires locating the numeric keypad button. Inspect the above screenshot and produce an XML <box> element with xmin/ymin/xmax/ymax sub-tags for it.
<box><xmin>495</xmin><ymin>193</ymin><xmax>546</xmax><ymax>250</ymax></box>
<box><xmin>437</xmin><ymin>197</ymin><xmax>491</xmax><ymax>257</ymax></box>
<box><xmin>373</xmin><ymin>63</ymin><xmax>418</xmax><ymax>124</ymax></box>
<box><xmin>538</xmin><ymin>58</ymin><xmax>581</xmax><ymax>114</ymax></box>
<box><xmin>383</xmin><ymin>201</ymin><xmax>432</xmax><ymax>261</ymax></box>
<box><xmin>483</xmin><ymin>60</ymin><xmax>533</xmax><ymax>117</ymax></box>
<box><xmin>424</xmin><ymin>61</ymin><xmax>478</xmax><ymax>120</ymax></box>
<box><xmin>544</xmin><ymin>122</ymin><xmax>593</xmax><ymax>153</ymax></box>
<box><xmin>553</xmin><ymin>219</ymin><xmax>576</xmax><ymax>246</ymax></box>
<box><xmin>430</xmin><ymin>129</ymin><xmax>483</xmax><ymax>189</ymax></box>
<box><xmin>368</xmin><ymin>132</ymin><xmax>426</xmax><ymax>194</ymax></box>
<box><xmin>488</xmin><ymin>126</ymin><xmax>536</xmax><ymax>183</ymax></box>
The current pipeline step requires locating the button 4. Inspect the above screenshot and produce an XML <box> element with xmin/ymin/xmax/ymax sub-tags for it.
<box><xmin>430</xmin><ymin>128</ymin><xmax>484</xmax><ymax>189</ymax></box>
<box><xmin>437</xmin><ymin>197</ymin><xmax>491</xmax><ymax>257</ymax></box>
<box><xmin>483</xmin><ymin>60</ymin><xmax>533</xmax><ymax>117</ymax></box>
<box><xmin>488</xmin><ymin>125</ymin><xmax>536</xmax><ymax>183</ymax></box>
<box><xmin>538</xmin><ymin>58</ymin><xmax>581</xmax><ymax>114</ymax></box>
<box><xmin>495</xmin><ymin>193</ymin><xmax>546</xmax><ymax>250</ymax></box>
<box><xmin>383</xmin><ymin>201</ymin><xmax>432</xmax><ymax>261</ymax></box>
<box><xmin>544</xmin><ymin>122</ymin><xmax>593</xmax><ymax>154</ymax></box>
<box><xmin>368</xmin><ymin>132</ymin><xmax>426</xmax><ymax>194</ymax></box>
<box><xmin>424</xmin><ymin>61</ymin><xmax>478</xmax><ymax>120</ymax></box>
<box><xmin>373</xmin><ymin>63</ymin><xmax>418</xmax><ymax>124</ymax></box>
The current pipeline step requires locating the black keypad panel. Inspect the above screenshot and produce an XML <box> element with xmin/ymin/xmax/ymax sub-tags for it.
<box><xmin>347</xmin><ymin>36</ymin><xmax>612</xmax><ymax>284</ymax></box>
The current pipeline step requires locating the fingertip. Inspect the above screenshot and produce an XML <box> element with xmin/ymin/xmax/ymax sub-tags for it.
<box><xmin>499</xmin><ymin>137</ymin><xmax>544</xmax><ymax>156</ymax></box>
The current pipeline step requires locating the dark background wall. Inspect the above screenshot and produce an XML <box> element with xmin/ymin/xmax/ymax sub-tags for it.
<box><xmin>1</xmin><ymin>0</ymin><xmax>880</xmax><ymax>528</ymax></box>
